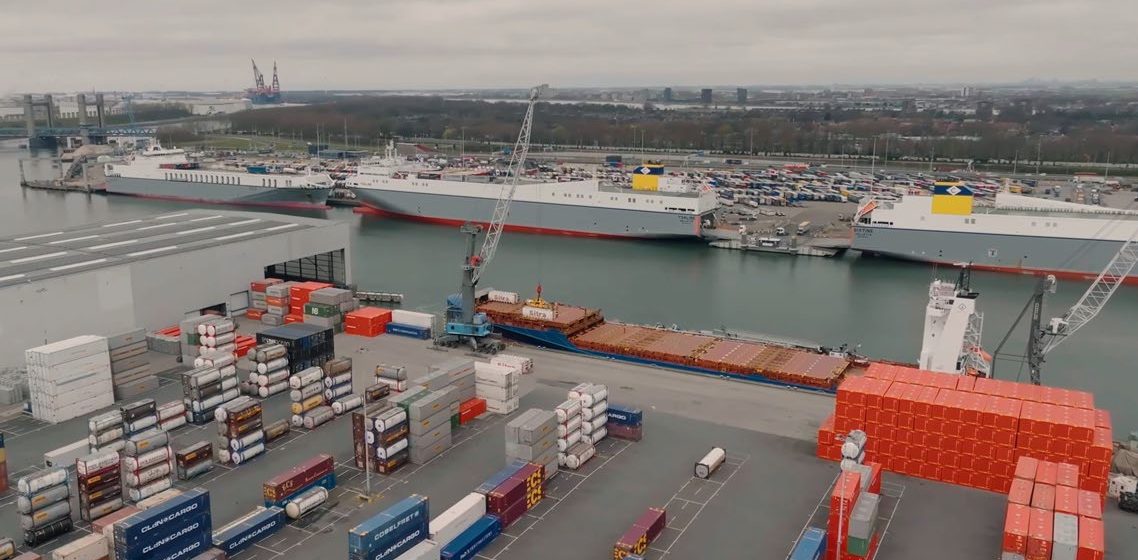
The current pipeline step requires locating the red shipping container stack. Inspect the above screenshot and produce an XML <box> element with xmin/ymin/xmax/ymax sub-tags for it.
<box><xmin>344</xmin><ymin>307</ymin><xmax>393</xmax><ymax>337</ymax></box>
<box><xmin>289</xmin><ymin>281</ymin><xmax>333</xmax><ymax>315</ymax></box>
<box><xmin>820</xmin><ymin>363</ymin><xmax>1113</xmax><ymax>498</ymax></box>
<box><xmin>246</xmin><ymin>309</ymin><xmax>265</xmax><ymax>320</ymax></box>
<box><xmin>613</xmin><ymin>507</ymin><xmax>666</xmax><ymax>559</ymax></box>
<box><xmin>1077</xmin><ymin>517</ymin><xmax>1105</xmax><ymax>560</ymax></box>
<box><xmin>487</xmin><ymin>462</ymin><xmax>544</xmax><ymax>529</ymax></box>
<box><xmin>817</xmin><ymin>414</ymin><xmax>841</xmax><ymax>460</ymax></box>
<box><xmin>1003</xmin><ymin>503</ymin><xmax>1030</xmax><ymax>556</ymax></box>
<box><xmin>251</xmin><ymin>278</ymin><xmax>283</xmax><ymax>293</ymax></box>
<box><xmin>826</xmin><ymin>470</ymin><xmax>862</xmax><ymax>560</ymax></box>
<box><xmin>1001</xmin><ymin>456</ymin><xmax>1105</xmax><ymax>560</ymax></box>
<box><xmin>1026</xmin><ymin>506</ymin><xmax>1053</xmax><ymax>560</ymax></box>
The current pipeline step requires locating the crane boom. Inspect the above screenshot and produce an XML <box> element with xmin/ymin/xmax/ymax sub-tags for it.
<box><xmin>471</xmin><ymin>84</ymin><xmax>546</xmax><ymax>284</ymax></box>
<box><xmin>1040</xmin><ymin>232</ymin><xmax>1138</xmax><ymax>356</ymax></box>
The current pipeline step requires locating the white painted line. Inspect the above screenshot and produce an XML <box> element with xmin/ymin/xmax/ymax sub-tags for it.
<box><xmin>227</xmin><ymin>218</ymin><xmax>262</xmax><ymax>227</ymax></box>
<box><xmin>13</xmin><ymin>231</ymin><xmax>63</xmax><ymax>241</ymax></box>
<box><xmin>128</xmin><ymin>245</ymin><xmax>179</xmax><ymax>257</ymax></box>
<box><xmin>0</xmin><ymin>245</ymin><xmax>28</xmax><ymax>254</ymax></box>
<box><xmin>0</xmin><ymin>273</ymin><xmax>26</xmax><ymax>282</ymax></box>
<box><xmin>178</xmin><ymin>226</ymin><xmax>216</xmax><ymax>236</ymax></box>
<box><xmin>48</xmin><ymin>234</ymin><xmax>99</xmax><ymax>245</ymax></box>
<box><xmin>87</xmin><ymin>239</ymin><xmax>139</xmax><ymax>250</ymax></box>
<box><xmin>102</xmin><ymin>219</ymin><xmax>143</xmax><ymax>228</ymax></box>
<box><xmin>215</xmin><ymin>230</ymin><xmax>260</xmax><ymax>242</ymax></box>
<box><xmin>264</xmin><ymin>223</ymin><xmax>300</xmax><ymax>232</ymax></box>
<box><xmin>136</xmin><ymin>222</ymin><xmax>178</xmax><ymax>231</ymax></box>
<box><xmin>10</xmin><ymin>251</ymin><xmax>68</xmax><ymax>264</ymax></box>
<box><xmin>656</xmin><ymin>452</ymin><xmax>751</xmax><ymax>557</ymax></box>
<box><xmin>155</xmin><ymin>212</ymin><xmax>189</xmax><ymax>220</ymax></box>
<box><xmin>189</xmin><ymin>214</ymin><xmax>224</xmax><ymax>222</ymax></box>
<box><xmin>49</xmin><ymin>258</ymin><xmax>108</xmax><ymax>272</ymax></box>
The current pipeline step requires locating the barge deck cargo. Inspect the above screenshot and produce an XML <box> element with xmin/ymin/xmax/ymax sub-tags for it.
<box><xmin>477</xmin><ymin>300</ymin><xmax>853</xmax><ymax>391</ymax></box>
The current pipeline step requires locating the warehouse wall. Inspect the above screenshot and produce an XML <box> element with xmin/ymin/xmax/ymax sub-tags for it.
<box><xmin>0</xmin><ymin>266</ymin><xmax>138</xmax><ymax>366</ymax></box>
<box><xmin>0</xmin><ymin>221</ymin><xmax>352</xmax><ymax>367</ymax></box>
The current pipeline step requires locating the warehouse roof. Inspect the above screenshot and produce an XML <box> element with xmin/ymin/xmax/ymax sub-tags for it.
<box><xmin>0</xmin><ymin>210</ymin><xmax>333</xmax><ymax>288</ymax></box>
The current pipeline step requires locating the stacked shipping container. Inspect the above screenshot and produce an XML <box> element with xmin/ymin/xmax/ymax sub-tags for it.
<box><xmin>613</xmin><ymin>507</ymin><xmax>666</xmax><ymax>559</ymax></box>
<box><xmin>26</xmin><ymin>335</ymin><xmax>114</xmax><ymax>423</ymax></box>
<box><xmin>17</xmin><ymin>469</ymin><xmax>73</xmax><ymax>546</ymax></box>
<box><xmin>817</xmin><ymin>364</ymin><xmax>1114</xmax><ymax>496</ymax></box>
<box><xmin>76</xmin><ymin>450</ymin><xmax>123</xmax><ymax>521</ymax></box>
<box><xmin>346</xmin><ymin>307</ymin><xmax>393</xmax><ymax>337</ymax></box>
<box><xmin>216</xmin><ymin>397</ymin><xmax>264</xmax><ymax>465</ymax></box>
<box><xmin>106</xmin><ymin>328</ymin><xmax>155</xmax><ymax>401</ymax></box>
<box><xmin>352</xmin><ymin>401</ymin><xmax>411</xmax><ymax>474</ymax></box>
<box><xmin>1001</xmin><ymin>456</ymin><xmax>1105</xmax><ymax>560</ymax></box>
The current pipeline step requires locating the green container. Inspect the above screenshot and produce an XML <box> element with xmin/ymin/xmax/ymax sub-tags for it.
<box><xmin>303</xmin><ymin>302</ymin><xmax>339</xmax><ymax>318</ymax></box>
<box><xmin>451</xmin><ymin>413</ymin><xmax>461</xmax><ymax>429</ymax></box>
<box><xmin>846</xmin><ymin>535</ymin><xmax>870</xmax><ymax>557</ymax></box>
<box><xmin>185</xmin><ymin>333</ymin><xmax>200</xmax><ymax>346</ymax></box>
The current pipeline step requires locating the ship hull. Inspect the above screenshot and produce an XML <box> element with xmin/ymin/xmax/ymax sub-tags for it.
<box><xmin>351</xmin><ymin>187</ymin><xmax>705</xmax><ymax>239</ymax></box>
<box><xmin>106</xmin><ymin>177</ymin><xmax>331</xmax><ymax>210</ymax></box>
<box><xmin>854</xmin><ymin>225</ymin><xmax>1138</xmax><ymax>284</ymax></box>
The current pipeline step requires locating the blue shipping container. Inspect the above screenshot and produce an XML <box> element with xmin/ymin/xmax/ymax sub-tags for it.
<box><xmin>264</xmin><ymin>471</ymin><xmax>337</xmax><ymax>507</ymax></box>
<box><xmin>385</xmin><ymin>323</ymin><xmax>430</xmax><ymax>339</ymax></box>
<box><xmin>350</xmin><ymin>521</ymin><xmax>427</xmax><ymax>560</ymax></box>
<box><xmin>440</xmin><ymin>515</ymin><xmax>501</xmax><ymax>560</ymax></box>
<box><xmin>474</xmin><ymin>459</ymin><xmax>529</xmax><ymax>495</ymax></box>
<box><xmin>606</xmin><ymin>404</ymin><xmax>643</xmax><ymax>426</ymax></box>
<box><xmin>212</xmin><ymin>506</ymin><xmax>285</xmax><ymax>556</ymax></box>
<box><xmin>115</xmin><ymin>488</ymin><xmax>210</xmax><ymax>548</ymax></box>
<box><xmin>789</xmin><ymin>527</ymin><xmax>827</xmax><ymax>560</ymax></box>
<box><xmin>120</xmin><ymin>513</ymin><xmax>212</xmax><ymax>560</ymax></box>
<box><xmin>348</xmin><ymin>494</ymin><xmax>429</xmax><ymax>556</ymax></box>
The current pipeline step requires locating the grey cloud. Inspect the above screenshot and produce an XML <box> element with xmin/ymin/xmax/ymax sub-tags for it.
<box><xmin>0</xmin><ymin>0</ymin><xmax>1135</xmax><ymax>92</ymax></box>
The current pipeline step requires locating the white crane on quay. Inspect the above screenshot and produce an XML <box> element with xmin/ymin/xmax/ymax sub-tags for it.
<box><xmin>435</xmin><ymin>84</ymin><xmax>549</xmax><ymax>352</ymax></box>
<box><xmin>993</xmin><ymin>225</ymin><xmax>1138</xmax><ymax>384</ymax></box>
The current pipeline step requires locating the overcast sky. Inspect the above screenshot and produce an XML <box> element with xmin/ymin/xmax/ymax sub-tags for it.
<box><xmin>2</xmin><ymin>0</ymin><xmax>1136</xmax><ymax>93</ymax></box>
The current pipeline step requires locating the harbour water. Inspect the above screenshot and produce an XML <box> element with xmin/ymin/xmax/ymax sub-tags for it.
<box><xmin>2</xmin><ymin>146</ymin><xmax>1135</xmax><ymax>430</ymax></box>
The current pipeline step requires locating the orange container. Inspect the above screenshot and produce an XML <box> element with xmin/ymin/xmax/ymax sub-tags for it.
<box><xmin>1030</xmin><ymin>483</ymin><xmax>1055</xmax><ymax>511</ymax></box>
<box><xmin>1003</xmin><ymin>503</ymin><xmax>1029</xmax><ymax>554</ymax></box>
<box><xmin>1056</xmin><ymin>463</ymin><xmax>1079</xmax><ymax>488</ymax></box>
<box><xmin>459</xmin><ymin>398</ymin><xmax>487</xmax><ymax>424</ymax></box>
<box><xmin>1076</xmin><ymin>516</ymin><xmax>1104</xmax><ymax>560</ymax></box>
<box><xmin>1077</xmin><ymin>489</ymin><xmax>1101</xmax><ymax>519</ymax></box>
<box><xmin>1026</xmin><ymin>506</ymin><xmax>1053</xmax><ymax>559</ymax></box>
<box><xmin>1054</xmin><ymin>485</ymin><xmax>1079</xmax><ymax>515</ymax></box>
<box><xmin>246</xmin><ymin>309</ymin><xmax>264</xmax><ymax>320</ymax></box>
<box><xmin>1008</xmin><ymin>478</ymin><xmax>1033</xmax><ymax>506</ymax></box>
<box><xmin>1035</xmin><ymin>461</ymin><xmax>1058</xmax><ymax>485</ymax></box>
<box><xmin>284</xmin><ymin>314</ymin><xmax>303</xmax><ymax>324</ymax></box>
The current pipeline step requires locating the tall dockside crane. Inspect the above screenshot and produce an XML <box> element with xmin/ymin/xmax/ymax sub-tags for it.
<box><xmin>994</xmin><ymin>228</ymin><xmax>1138</xmax><ymax>384</ymax></box>
<box><xmin>435</xmin><ymin>84</ymin><xmax>548</xmax><ymax>352</ymax></box>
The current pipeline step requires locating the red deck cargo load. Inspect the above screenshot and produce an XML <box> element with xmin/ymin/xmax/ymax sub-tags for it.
<box><xmin>1076</xmin><ymin>516</ymin><xmax>1104</xmax><ymax>560</ymax></box>
<box><xmin>1026</xmin><ymin>506</ymin><xmax>1053</xmax><ymax>559</ymax></box>
<box><xmin>345</xmin><ymin>307</ymin><xmax>392</xmax><ymax>337</ymax></box>
<box><xmin>1002</xmin><ymin>503</ymin><xmax>1029</xmax><ymax>554</ymax></box>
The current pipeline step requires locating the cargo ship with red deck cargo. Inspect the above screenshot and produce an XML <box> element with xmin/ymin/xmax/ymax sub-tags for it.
<box><xmin>476</xmin><ymin>298</ymin><xmax>857</xmax><ymax>391</ymax></box>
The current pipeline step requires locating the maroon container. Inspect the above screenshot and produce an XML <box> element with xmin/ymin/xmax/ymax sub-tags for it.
<box><xmin>352</xmin><ymin>412</ymin><xmax>367</xmax><ymax>469</ymax></box>
<box><xmin>633</xmin><ymin>507</ymin><xmax>666</xmax><ymax>541</ymax></box>
<box><xmin>379</xmin><ymin>423</ymin><xmax>409</xmax><ymax>446</ymax></box>
<box><xmin>487</xmin><ymin>476</ymin><xmax>526</xmax><ymax>514</ymax></box>
<box><xmin>616</xmin><ymin>524</ymin><xmax>649</xmax><ymax>552</ymax></box>
<box><xmin>263</xmin><ymin>453</ymin><xmax>335</xmax><ymax>502</ymax></box>
<box><xmin>78</xmin><ymin>464</ymin><xmax>120</xmax><ymax>491</ymax></box>
<box><xmin>494</xmin><ymin>496</ymin><xmax>529</xmax><ymax>529</ymax></box>
<box><xmin>229</xmin><ymin>403</ymin><xmax>262</xmax><ymax>425</ymax></box>
<box><xmin>607</xmin><ymin>423</ymin><xmax>643</xmax><ymax>442</ymax></box>
<box><xmin>225</xmin><ymin>417</ymin><xmax>262</xmax><ymax>439</ymax></box>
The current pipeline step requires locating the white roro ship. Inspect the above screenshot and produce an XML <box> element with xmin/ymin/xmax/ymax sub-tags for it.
<box><xmin>853</xmin><ymin>183</ymin><xmax>1138</xmax><ymax>284</ymax></box>
<box><xmin>103</xmin><ymin>144</ymin><xmax>333</xmax><ymax>209</ymax></box>
<box><xmin>346</xmin><ymin>144</ymin><xmax>718</xmax><ymax>239</ymax></box>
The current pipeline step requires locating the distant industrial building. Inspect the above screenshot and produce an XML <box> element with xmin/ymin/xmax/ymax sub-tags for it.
<box><xmin>960</xmin><ymin>86</ymin><xmax>974</xmax><ymax>98</ymax></box>
<box><xmin>0</xmin><ymin>210</ymin><xmax>351</xmax><ymax>364</ymax></box>
<box><xmin>736</xmin><ymin>88</ymin><xmax>748</xmax><ymax>104</ymax></box>
<box><xmin>663</xmin><ymin>87</ymin><xmax>673</xmax><ymax>102</ymax></box>
<box><xmin>701</xmin><ymin>88</ymin><xmax>713</xmax><ymax>105</ymax></box>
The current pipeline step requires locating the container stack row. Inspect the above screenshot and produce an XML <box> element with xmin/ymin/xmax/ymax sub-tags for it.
<box><xmin>323</xmin><ymin>357</ymin><xmax>355</xmax><ymax>410</ymax></box>
<box><xmin>352</xmin><ymin>401</ymin><xmax>410</xmax><ymax>474</ymax></box>
<box><xmin>194</xmin><ymin>318</ymin><xmax>237</xmax><ymax>367</ymax></box>
<box><xmin>607</xmin><ymin>403</ymin><xmax>644</xmax><ymax>441</ymax></box>
<box><xmin>287</xmin><ymin>281</ymin><xmax>335</xmax><ymax>324</ymax></box>
<box><xmin>826</xmin><ymin>468</ymin><xmax>883</xmax><ymax>560</ymax></box>
<box><xmin>304</xmin><ymin>286</ymin><xmax>357</xmax><ymax>331</ymax></box>
<box><xmin>290</xmin><ymin>366</ymin><xmax>328</xmax><ymax>428</ymax></box>
<box><xmin>179</xmin><ymin>314</ymin><xmax>219</xmax><ymax>365</ymax></box>
<box><xmin>480</xmin><ymin>461</ymin><xmax>545</xmax><ymax>530</ymax></box>
<box><xmin>375</xmin><ymin>363</ymin><xmax>408</xmax><ymax>393</ymax></box>
<box><xmin>17</xmin><ymin>468</ymin><xmax>73</xmax><ymax>546</ymax></box>
<box><xmin>246</xmin><ymin>278</ymin><xmax>283</xmax><ymax>322</ymax></box>
<box><xmin>613</xmin><ymin>507</ymin><xmax>666</xmax><ymax>560</ymax></box>
<box><xmin>345</xmin><ymin>307</ymin><xmax>392</xmax><ymax>337</ymax></box>
<box><xmin>263</xmin><ymin>454</ymin><xmax>336</xmax><ymax>509</ymax></box>
<box><xmin>89</xmin><ymin>410</ymin><xmax>126</xmax><ymax>454</ymax></box>
<box><xmin>386</xmin><ymin>309</ymin><xmax>434</xmax><ymax>339</ymax></box>
<box><xmin>26</xmin><ymin>335</ymin><xmax>113</xmax><ymax>423</ymax></box>
<box><xmin>76</xmin><ymin>449</ymin><xmax>123</xmax><ymax>521</ymax></box>
<box><xmin>1002</xmin><ymin>456</ymin><xmax>1105</xmax><ymax>560</ymax></box>
<box><xmin>115</xmin><ymin>488</ymin><xmax>213</xmax><ymax>560</ymax></box>
<box><xmin>157</xmin><ymin>400</ymin><xmax>188</xmax><ymax>432</ymax></box>
<box><xmin>573</xmin><ymin>382</ymin><xmax>609</xmax><ymax>445</ymax></box>
<box><xmin>818</xmin><ymin>364</ymin><xmax>1115</xmax><ymax>496</ymax></box>
<box><xmin>120</xmin><ymin>399</ymin><xmax>160</xmax><ymax>441</ymax></box>
<box><xmin>121</xmin><ymin>426</ymin><xmax>174</xmax><ymax>503</ymax></box>
<box><xmin>392</xmin><ymin>386</ymin><xmax>455</xmax><ymax>465</ymax></box>
<box><xmin>475</xmin><ymin>362</ymin><xmax>519</xmax><ymax>415</ymax></box>
<box><xmin>348</xmin><ymin>495</ymin><xmax>430</xmax><ymax>560</ymax></box>
<box><xmin>247</xmin><ymin>342</ymin><xmax>289</xmax><ymax>399</ymax></box>
<box><xmin>175</xmin><ymin>440</ymin><xmax>215</xmax><ymax>481</ymax></box>
<box><xmin>256</xmin><ymin>323</ymin><xmax>335</xmax><ymax>374</ymax></box>
<box><xmin>106</xmin><ymin>327</ymin><xmax>155</xmax><ymax>400</ymax></box>
<box><xmin>182</xmin><ymin>364</ymin><xmax>241</xmax><ymax>425</ymax></box>
<box><xmin>261</xmin><ymin>280</ymin><xmax>294</xmax><ymax>326</ymax></box>
<box><xmin>216</xmin><ymin>397</ymin><xmax>265</xmax><ymax>466</ymax></box>
<box><xmin>506</xmin><ymin>409</ymin><xmax>558</xmax><ymax>481</ymax></box>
